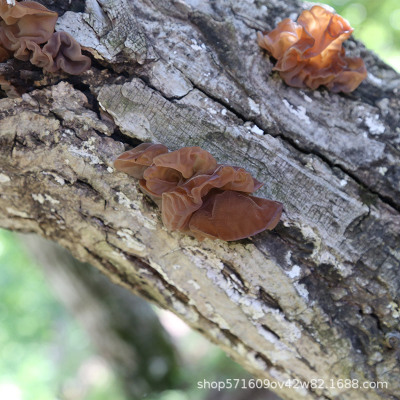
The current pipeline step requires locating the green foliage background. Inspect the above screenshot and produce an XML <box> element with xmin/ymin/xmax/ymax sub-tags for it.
<box><xmin>0</xmin><ymin>229</ymin><xmax>126</xmax><ymax>400</ymax></box>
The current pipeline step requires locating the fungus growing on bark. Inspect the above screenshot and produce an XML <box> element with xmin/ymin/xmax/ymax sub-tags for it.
<box><xmin>0</xmin><ymin>0</ymin><xmax>90</xmax><ymax>74</ymax></box>
<box><xmin>113</xmin><ymin>143</ymin><xmax>168</xmax><ymax>179</ymax></box>
<box><xmin>257</xmin><ymin>5</ymin><xmax>367</xmax><ymax>93</ymax></box>
<box><xmin>114</xmin><ymin>143</ymin><xmax>283</xmax><ymax>241</ymax></box>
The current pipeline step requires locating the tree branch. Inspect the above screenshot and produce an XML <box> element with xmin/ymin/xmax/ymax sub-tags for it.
<box><xmin>0</xmin><ymin>0</ymin><xmax>399</xmax><ymax>399</ymax></box>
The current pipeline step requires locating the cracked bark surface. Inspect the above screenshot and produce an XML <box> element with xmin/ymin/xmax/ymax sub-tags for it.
<box><xmin>0</xmin><ymin>0</ymin><xmax>399</xmax><ymax>399</ymax></box>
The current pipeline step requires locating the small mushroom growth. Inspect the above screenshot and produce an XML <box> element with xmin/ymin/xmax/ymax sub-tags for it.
<box><xmin>0</xmin><ymin>0</ymin><xmax>90</xmax><ymax>74</ymax></box>
<box><xmin>114</xmin><ymin>143</ymin><xmax>283</xmax><ymax>241</ymax></box>
<box><xmin>257</xmin><ymin>5</ymin><xmax>367</xmax><ymax>93</ymax></box>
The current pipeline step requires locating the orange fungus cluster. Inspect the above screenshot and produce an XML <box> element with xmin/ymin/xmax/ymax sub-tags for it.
<box><xmin>0</xmin><ymin>0</ymin><xmax>90</xmax><ymax>74</ymax></box>
<box><xmin>257</xmin><ymin>5</ymin><xmax>367</xmax><ymax>93</ymax></box>
<box><xmin>114</xmin><ymin>143</ymin><xmax>283</xmax><ymax>241</ymax></box>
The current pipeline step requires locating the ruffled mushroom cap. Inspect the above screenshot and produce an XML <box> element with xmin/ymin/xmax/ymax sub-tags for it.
<box><xmin>114</xmin><ymin>143</ymin><xmax>168</xmax><ymax>179</ymax></box>
<box><xmin>139</xmin><ymin>146</ymin><xmax>219</xmax><ymax>202</ymax></box>
<box><xmin>38</xmin><ymin>31</ymin><xmax>92</xmax><ymax>74</ymax></box>
<box><xmin>0</xmin><ymin>1</ymin><xmax>58</xmax><ymax>57</ymax></box>
<box><xmin>257</xmin><ymin>5</ymin><xmax>367</xmax><ymax>93</ymax></box>
<box><xmin>114</xmin><ymin>143</ymin><xmax>283</xmax><ymax>241</ymax></box>
<box><xmin>0</xmin><ymin>0</ymin><xmax>91</xmax><ymax>74</ymax></box>
<box><xmin>189</xmin><ymin>189</ymin><xmax>283</xmax><ymax>241</ymax></box>
<box><xmin>153</xmin><ymin>146</ymin><xmax>218</xmax><ymax>178</ymax></box>
<box><xmin>141</xmin><ymin>165</ymin><xmax>183</xmax><ymax>200</ymax></box>
<box><xmin>161</xmin><ymin>165</ymin><xmax>264</xmax><ymax>231</ymax></box>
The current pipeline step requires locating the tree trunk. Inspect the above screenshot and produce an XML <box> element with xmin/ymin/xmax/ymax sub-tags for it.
<box><xmin>0</xmin><ymin>1</ymin><xmax>399</xmax><ymax>399</ymax></box>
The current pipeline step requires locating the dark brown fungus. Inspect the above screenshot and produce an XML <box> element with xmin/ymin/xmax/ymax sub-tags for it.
<box><xmin>114</xmin><ymin>143</ymin><xmax>283</xmax><ymax>242</ymax></box>
<box><xmin>257</xmin><ymin>5</ymin><xmax>367</xmax><ymax>93</ymax></box>
<box><xmin>0</xmin><ymin>0</ymin><xmax>91</xmax><ymax>75</ymax></box>
<box><xmin>39</xmin><ymin>31</ymin><xmax>91</xmax><ymax>74</ymax></box>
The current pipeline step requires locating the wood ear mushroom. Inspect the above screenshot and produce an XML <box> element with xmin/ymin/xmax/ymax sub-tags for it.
<box><xmin>257</xmin><ymin>5</ymin><xmax>367</xmax><ymax>93</ymax></box>
<box><xmin>0</xmin><ymin>0</ymin><xmax>91</xmax><ymax>74</ymax></box>
<box><xmin>114</xmin><ymin>143</ymin><xmax>283</xmax><ymax>241</ymax></box>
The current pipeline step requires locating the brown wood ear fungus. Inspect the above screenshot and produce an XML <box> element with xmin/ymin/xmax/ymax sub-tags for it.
<box><xmin>115</xmin><ymin>143</ymin><xmax>283</xmax><ymax>241</ymax></box>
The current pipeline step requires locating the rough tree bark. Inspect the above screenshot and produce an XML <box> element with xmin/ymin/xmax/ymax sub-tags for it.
<box><xmin>0</xmin><ymin>0</ymin><xmax>399</xmax><ymax>399</ymax></box>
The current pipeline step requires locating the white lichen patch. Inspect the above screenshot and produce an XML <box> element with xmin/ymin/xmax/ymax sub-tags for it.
<box><xmin>335</xmin><ymin>263</ymin><xmax>353</xmax><ymax>278</ymax></box>
<box><xmin>293</xmin><ymin>282</ymin><xmax>309</xmax><ymax>301</ymax></box>
<box><xmin>301</xmin><ymin>92</ymin><xmax>313</xmax><ymax>103</ymax></box>
<box><xmin>282</xmin><ymin>99</ymin><xmax>311</xmax><ymax>125</ymax></box>
<box><xmin>69</xmin><ymin>145</ymin><xmax>101</xmax><ymax>165</ymax></box>
<box><xmin>116</xmin><ymin>192</ymin><xmax>132</xmax><ymax>207</ymax></box>
<box><xmin>6</xmin><ymin>208</ymin><xmax>30</xmax><ymax>218</ymax></box>
<box><xmin>378</xmin><ymin>166</ymin><xmax>387</xmax><ymax>175</ymax></box>
<box><xmin>318</xmin><ymin>250</ymin><xmax>339</xmax><ymax>267</ymax></box>
<box><xmin>285</xmin><ymin>250</ymin><xmax>292</xmax><ymax>265</ymax></box>
<box><xmin>44</xmin><ymin>195</ymin><xmax>60</xmax><ymax>205</ymax></box>
<box><xmin>367</xmin><ymin>72</ymin><xmax>384</xmax><ymax>86</ymax></box>
<box><xmin>365</xmin><ymin>114</ymin><xmax>385</xmax><ymax>135</ymax></box>
<box><xmin>31</xmin><ymin>193</ymin><xmax>45</xmax><ymax>204</ymax></box>
<box><xmin>0</xmin><ymin>173</ymin><xmax>10</xmax><ymax>183</ymax></box>
<box><xmin>31</xmin><ymin>193</ymin><xmax>60</xmax><ymax>205</ymax></box>
<box><xmin>117</xmin><ymin>229</ymin><xmax>146</xmax><ymax>252</ymax></box>
<box><xmin>286</xmin><ymin>265</ymin><xmax>301</xmax><ymax>280</ymax></box>
<box><xmin>190</xmin><ymin>39</ymin><xmax>204</xmax><ymax>51</ymax></box>
<box><xmin>240</xmin><ymin>297</ymin><xmax>266</xmax><ymax>320</ymax></box>
<box><xmin>388</xmin><ymin>302</ymin><xmax>400</xmax><ymax>319</ymax></box>
<box><xmin>249</xmin><ymin>125</ymin><xmax>264</xmax><ymax>135</ymax></box>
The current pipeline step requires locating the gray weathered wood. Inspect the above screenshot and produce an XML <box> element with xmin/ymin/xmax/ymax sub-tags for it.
<box><xmin>0</xmin><ymin>0</ymin><xmax>399</xmax><ymax>399</ymax></box>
